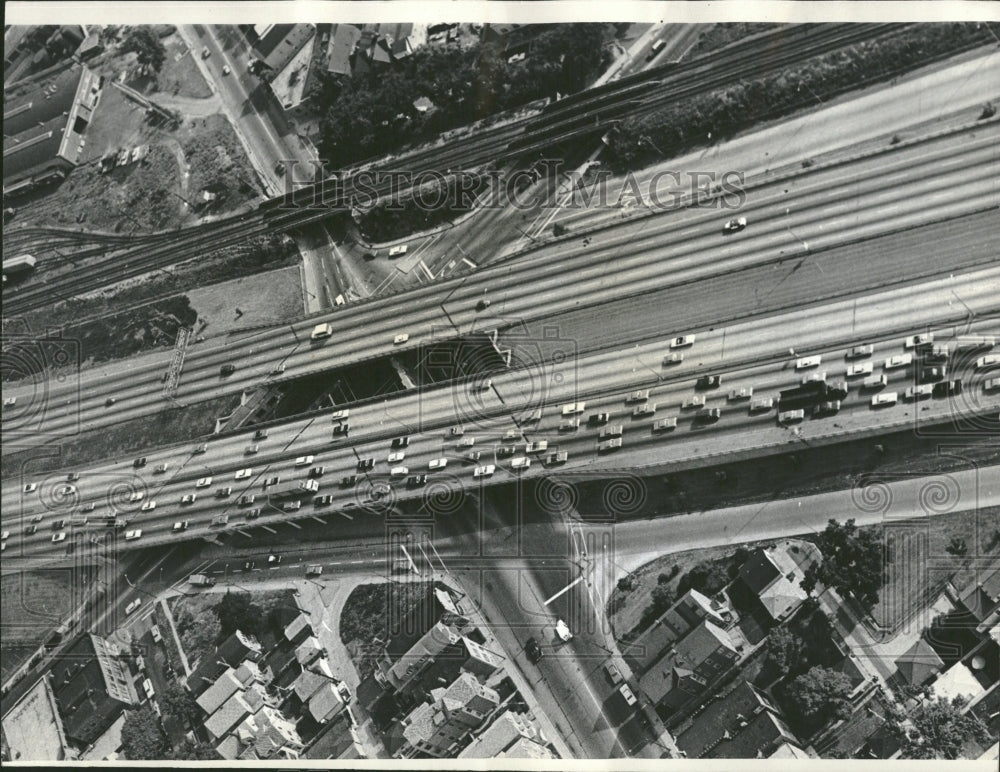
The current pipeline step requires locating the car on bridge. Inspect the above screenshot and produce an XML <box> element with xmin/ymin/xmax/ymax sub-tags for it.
<box><xmin>904</xmin><ymin>333</ymin><xmax>934</xmax><ymax>349</ymax></box>
<box><xmin>722</xmin><ymin>217</ymin><xmax>747</xmax><ymax>234</ymax></box>
<box><xmin>633</xmin><ymin>404</ymin><xmax>657</xmax><ymax>418</ymax></box>
<box><xmin>393</xmin><ymin>333</ymin><xmax>410</xmax><ymax>345</ymax></box>
<box><xmin>220</xmin><ymin>364</ymin><xmax>236</xmax><ymax>377</ymax></box>
<box><xmin>239</xmin><ymin>494</ymin><xmax>256</xmax><ymax>507</ymax></box>
<box><xmin>871</xmin><ymin>392</ymin><xmax>898</xmax><ymax>407</ymax></box>
<box><xmin>588</xmin><ymin>412</ymin><xmax>610</xmax><ymax>426</ymax></box>
<box><xmin>904</xmin><ymin>384</ymin><xmax>934</xmax><ymax>401</ymax></box>
<box><xmin>407</xmin><ymin>475</ymin><xmax>428</xmax><ymax>488</ymax></box>
<box><xmin>801</xmin><ymin>371</ymin><xmax>827</xmax><ymax>385</ymax></box>
<box><xmin>795</xmin><ymin>356</ymin><xmax>822</xmax><ymax>370</ymax></box>
<box><xmin>696</xmin><ymin>375</ymin><xmax>721</xmax><ymax>390</ymax></box>
<box><xmin>545</xmin><ymin>451</ymin><xmax>569</xmax><ymax>466</ymax></box>
<box><xmin>695</xmin><ymin>408</ymin><xmax>721</xmax><ymax>424</ymax></box>
<box><xmin>173</xmin><ymin>521</ymin><xmax>188</xmax><ymax>532</ymax></box>
<box><xmin>295</xmin><ymin>455</ymin><xmax>314</xmax><ymax>467</ymax></box>
<box><xmin>124</xmin><ymin>529</ymin><xmax>142</xmax><ymax>541</ymax></box>
<box><xmin>311</xmin><ymin>323</ymin><xmax>333</xmax><ymax>341</ymax></box>
<box><xmin>934</xmin><ymin>379</ymin><xmax>963</xmax><ymax>397</ymax></box>
<box><xmin>559</xmin><ymin>418</ymin><xmax>580</xmax><ymax>431</ymax></box>
<box><xmin>263</xmin><ymin>476</ymin><xmax>280</xmax><ymax>488</ymax></box>
<box><xmin>357</xmin><ymin>458</ymin><xmax>375</xmax><ymax>472</ymax></box>
<box><xmin>235</xmin><ymin>468</ymin><xmax>253</xmax><ymax>480</ymax></box>
<box><xmin>333</xmin><ymin>423</ymin><xmax>350</xmax><ymax>437</ymax></box>
<box><xmin>511</xmin><ymin>457</ymin><xmax>531</xmax><ymax>470</ymax></box>
<box><xmin>561</xmin><ymin>402</ymin><xmax>586</xmax><ymax>416</ymax></box>
<box><xmin>976</xmin><ymin>355</ymin><xmax>1000</xmax><ymax>370</ymax></box>
<box><xmin>653</xmin><ymin>417</ymin><xmax>678</xmax><ymax>432</ymax></box>
<box><xmin>340</xmin><ymin>475</ymin><xmax>358</xmax><ymax>487</ymax></box>
<box><xmin>429</xmin><ymin>458</ymin><xmax>448</xmax><ymax>470</ymax></box>
<box><xmin>140</xmin><ymin>501</ymin><xmax>156</xmax><ymax>512</ymax></box>
<box><xmin>682</xmin><ymin>395</ymin><xmax>706</xmax><ymax>409</ymax></box>
<box><xmin>846</xmin><ymin>344</ymin><xmax>873</xmax><ymax>359</ymax></box>
<box><xmin>812</xmin><ymin>401</ymin><xmax>841</xmax><ymax>418</ymax></box>
<box><xmin>670</xmin><ymin>335</ymin><xmax>695</xmax><ymax>349</ymax></box>
<box><xmin>388</xmin><ymin>451</ymin><xmax>406</xmax><ymax>463</ymax></box>
<box><xmin>216</xmin><ymin>487</ymin><xmax>232</xmax><ymax>498</ymax></box>
<box><xmin>847</xmin><ymin>362</ymin><xmax>873</xmax><ymax>378</ymax></box>
<box><xmin>626</xmin><ymin>389</ymin><xmax>649</xmax><ymax>404</ymax></box>
<box><xmin>663</xmin><ymin>352</ymin><xmax>684</xmax><ymax>365</ymax></box>
<box><xmin>473</xmin><ymin>465</ymin><xmax>496</xmax><ymax>479</ymax></box>
<box><xmin>391</xmin><ymin>436</ymin><xmax>410</xmax><ymax>449</ymax></box>
<box><xmin>331</xmin><ymin>409</ymin><xmax>350</xmax><ymax>421</ymax></box>
<box><xmin>728</xmin><ymin>387</ymin><xmax>753</xmax><ymax>402</ymax></box>
<box><xmin>885</xmin><ymin>354</ymin><xmax>913</xmax><ymax>369</ymax></box>
<box><xmin>181</xmin><ymin>494</ymin><xmax>197</xmax><ymax>505</ymax></box>
<box><xmin>196</xmin><ymin>477</ymin><xmax>212</xmax><ymax>488</ymax></box>
<box><xmin>525</xmin><ymin>441</ymin><xmax>548</xmax><ymax>453</ymax></box>
<box><xmin>598</xmin><ymin>438</ymin><xmax>622</xmax><ymax>453</ymax></box>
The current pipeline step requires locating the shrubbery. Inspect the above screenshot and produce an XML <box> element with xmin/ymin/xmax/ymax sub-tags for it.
<box><xmin>607</xmin><ymin>23</ymin><xmax>997</xmax><ymax>171</ymax></box>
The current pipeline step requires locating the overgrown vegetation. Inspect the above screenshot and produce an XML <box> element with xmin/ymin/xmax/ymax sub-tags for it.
<box><xmin>687</xmin><ymin>23</ymin><xmax>781</xmax><ymax>58</ymax></box>
<box><xmin>183</xmin><ymin>115</ymin><xmax>261</xmax><ymax>211</ymax></box>
<box><xmin>313</xmin><ymin>24</ymin><xmax>613</xmax><ymax>167</ymax></box>
<box><xmin>893</xmin><ymin>696</ymin><xmax>993</xmax><ymax>759</ymax></box>
<box><xmin>607</xmin><ymin>23</ymin><xmax>997</xmax><ymax>171</ymax></box>
<box><xmin>340</xmin><ymin>581</ymin><xmax>432</xmax><ymax>679</ymax></box>
<box><xmin>803</xmin><ymin>518</ymin><xmax>884</xmax><ymax>611</ymax></box>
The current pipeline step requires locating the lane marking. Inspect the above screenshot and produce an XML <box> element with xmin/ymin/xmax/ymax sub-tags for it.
<box><xmin>543</xmin><ymin>576</ymin><xmax>583</xmax><ymax>606</ymax></box>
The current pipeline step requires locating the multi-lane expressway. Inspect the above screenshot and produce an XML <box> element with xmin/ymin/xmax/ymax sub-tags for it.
<box><xmin>5</xmin><ymin>266</ymin><xmax>997</xmax><ymax>560</ymax></box>
<box><xmin>3</xmin><ymin>127</ymin><xmax>996</xmax><ymax>446</ymax></box>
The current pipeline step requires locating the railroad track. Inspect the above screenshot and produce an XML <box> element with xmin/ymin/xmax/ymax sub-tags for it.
<box><xmin>1</xmin><ymin>23</ymin><xmax>916</xmax><ymax>316</ymax></box>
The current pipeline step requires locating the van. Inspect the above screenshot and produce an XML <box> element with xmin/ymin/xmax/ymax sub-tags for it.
<box><xmin>311</xmin><ymin>323</ymin><xmax>333</xmax><ymax>341</ymax></box>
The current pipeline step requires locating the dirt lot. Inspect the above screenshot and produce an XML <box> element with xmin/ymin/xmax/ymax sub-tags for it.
<box><xmin>185</xmin><ymin>265</ymin><xmax>305</xmax><ymax>338</ymax></box>
<box><xmin>154</xmin><ymin>32</ymin><xmax>213</xmax><ymax>99</ymax></box>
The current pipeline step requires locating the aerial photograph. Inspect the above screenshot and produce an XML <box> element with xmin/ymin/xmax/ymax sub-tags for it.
<box><xmin>1</xmin><ymin>2</ymin><xmax>998</xmax><ymax>766</ymax></box>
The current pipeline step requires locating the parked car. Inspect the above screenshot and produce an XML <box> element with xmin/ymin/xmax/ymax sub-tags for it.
<box><xmin>526</xmin><ymin>637</ymin><xmax>543</xmax><ymax>663</ymax></box>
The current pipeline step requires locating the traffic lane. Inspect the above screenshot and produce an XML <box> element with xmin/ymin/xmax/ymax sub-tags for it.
<box><xmin>8</xmin><ymin>262</ymin><xmax>994</xmax><ymax>520</ymax></box>
<box><xmin>7</xmin><ymin>129</ymin><xmax>991</xmax><ymax>438</ymax></box>
<box><xmin>6</xmin><ymin>274</ymin><xmax>997</xmax><ymax>547</ymax></box>
<box><xmin>558</xmin><ymin>48</ymin><xmax>1000</xmax><ymax>233</ymax></box>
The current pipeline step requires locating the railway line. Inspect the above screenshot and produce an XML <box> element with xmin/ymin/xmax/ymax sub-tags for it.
<box><xmin>0</xmin><ymin>23</ymin><xmax>914</xmax><ymax>315</ymax></box>
<box><xmin>3</xmin><ymin>127</ymin><xmax>996</xmax><ymax>445</ymax></box>
<box><xmin>4</xmin><ymin>267</ymin><xmax>998</xmax><ymax>561</ymax></box>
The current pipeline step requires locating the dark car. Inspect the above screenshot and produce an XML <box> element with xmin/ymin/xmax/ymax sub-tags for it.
<box><xmin>314</xmin><ymin>495</ymin><xmax>334</xmax><ymax>506</ymax></box>
<box><xmin>254</xmin><ymin>428</ymin><xmax>268</xmax><ymax>440</ymax></box>
<box><xmin>133</xmin><ymin>457</ymin><xmax>147</xmax><ymax>468</ymax></box>
<box><xmin>588</xmin><ymin>412</ymin><xmax>610</xmax><ymax>426</ymax></box>
<box><xmin>105</xmin><ymin>397</ymin><xmax>117</xmax><ymax>407</ymax></box>
<box><xmin>25</xmin><ymin>524</ymin><xmax>37</xmax><ymax>535</ymax></box>
<box><xmin>220</xmin><ymin>363</ymin><xmax>236</xmax><ymax>377</ymax></box>
<box><xmin>407</xmin><ymin>475</ymin><xmax>428</xmax><ymax>488</ymax></box>
<box><xmin>263</xmin><ymin>476</ymin><xmax>280</xmax><ymax>488</ymax></box>
<box><xmin>357</xmin><ymin>458</ymin><xmax>375</xmax><ymax>472</ymax></box>
<box><xmin>695</xmin><ymin>375</ymin><xmax>721</xmax><ymax>390</ymax></box>
<box><xmin>919</xmin><ymin>366</ymin><xmax>947</xmax><ymax>383</ymax></box>
<box><xmin>933</xmin><ymin>379</ymin><xmax>963</xmax><ymax>398</ymax></box>
<box><xmin>246</xmin><ymin>508</ymin><xmax>261</xmax><ymax>520</ymax></box>
<box><xmin>340</xmin><ymin>475</ymin><xmax>358</xmax><ymax>488</ymax></box>
<box><xmin>526</xmin><ymin>637</ymin><xmax>543</xmax><ymax>663</ymax></box>
<box><xmin>826</xmin><ymin>381</ymin><xmax>849</xmax><ymax>401</ymax></box>
<box><xmin>812</xmin><ymin>400</ymin><xmax>841</xmax><ymax>418</ymax></box>
<box><xmin>333</xmin><ymin>423</ymin><xmax>350</xmax><ymax>436</ymax></box>
<box><xmin>242</xmin><ymin>560</ymin><xmax>255</xmax><ymax>571</ymax></box>
<box><xmin>391</xmin><ymin>436</ymin><xmax>410</xmax><ymax>449</ymax></box>
<box><xmin>695</xmin><ymin>407</ymin><xmax>721</xmax><ymax>423</ymax></box>
<box><xmin>476</xmin><ymin>299</ymin><xmax>492</xmax><ymax>311</ymax></box>
<box><xmin>496</xmin><ymin>445</ymin><xmax>517</xmax><ymax>458</ymax></box>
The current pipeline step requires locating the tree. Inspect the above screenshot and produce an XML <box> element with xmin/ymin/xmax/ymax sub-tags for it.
<box><xmin>214</xmin><ymin>591</ymin><xmax>264</xmax><ymax>640</ymax></box>
<box><xmin>895</xmin><ymin>696</ymin><xmax>992</xmax><ymax>759</ymax></box>
<box><xmin>160</xmin><ymin>681</ymin><xmax>201</xmax><ymax>727</ymax></box>
<box><xmin>650</xmin><ymin>583</ymin><xmax>674</xmax><ymax>612</ymax></box>
<box><xmin>802</xmin><ymin>518</ymin><xmax>883</xmax><ymax>610</ymax></box>
<box><xmin>180</xmin><ymin>608</ymin><xmax>222</xmax><ymax>663</ymax></box>
<box><xmin>788</xmin><ymin>666</ymin><xmax>854</xmax><ymax>727</ymax></box>
<box><xmin>766</xmin><ymin>626</ymin><xmax>805</xmax><ymax>677</ymax></box>
<box><xmin>676</xmin><ymin>560</ymin><xmax>730</xmax><ymax>597</ymax></box>
<box><xmin>167</xmin><ymin>738</ymin><xmax>220</xmax><ymax>760</ymax></box>
<box><xmin>121</xmin><ymin>27</ymin><xmax>166</xmax><ymax>73</ymax></box>
<box><xmin>120</xmin><ymin>705</ymin><xmax>167</xmax><ymax>760</ymax></box>
<box><xmin>945</xmin><ymin>537</ymin><xmax>968</xmax><ymax>557</ymax></box>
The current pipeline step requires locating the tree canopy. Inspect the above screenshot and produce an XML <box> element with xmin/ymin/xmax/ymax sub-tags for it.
<box><xmin>160</xmin><ymin>681</ymin><xmax>202</xmax><ymax>727</ymax></box>
<box><xmin>166</xmin><ymin>738</ymin><xmax>220</xmax><ymax>760</ymax></box>
<box><xmin>802</xmin><ymin>518</ymin><xmax>883</xmax><ymax>609</ymax></box>
<box><xmin>766</xmin><ymin>626</ymin><xmax>805</xmax><ymax>677</ymax></box>
<box><xmin>120</xmin><ymin>705</ymin><xmax>167</xmax><ymax>760</ymax></box>
<box><xmin>214</xmin><ymin>591</ymin><xmax>264</xmax><ymax>640</ymax></box>
<box><xmin>788</xmin><ymin>666</ymin><xmax>854</xmax><ymax>727</ymax></box>
<box><xmin>121</xmin><ymin>27</ymin><xmax>167</xmax><ymax>73</ymax></box>
<box><xmin>896</xmin><ymin>696</ymin><xmax>992</xmax><ymax>759</ymax></box>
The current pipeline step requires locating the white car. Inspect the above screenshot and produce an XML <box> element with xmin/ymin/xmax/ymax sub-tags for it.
<box><xmin>295</xmin><ymin>455</ymin><xmax>314</xmax><ymax>467</ymax></box>
<box><xmin>728</xmin><ymin>387</ymin><xmax>753</xmax><ymax>401</ymax></box>
<box><xmin>235</xmin><ymin>468</ymin><xmax>253</xmax><ymax>480</ymax></box>
<box><xmin>173</xmin><ymin>521</ymin><xmax>189</xmax><ymax>532</ymax></box>
<box><xmin>561</xmin><ymin>402</ymin><xmax>586</xmax><ymax>416</ymax></box>
<box><xmin>331</xmin><ymin>409</ymin><xmax>350</xmax><ymax>421</ymax></box>
<box><xmin>195</xmin><ymin>476</ymin><xmax>212</xmax><ymax>488</ymax></box>
<box><xmin>387</xmin><ymin>451</ymin><xmax>406</xmax><ymax>463</ymax></box>
<box><xmin>140</xmin><ymin>501</ymin><xmax>156</xmax><ymax>512</ymax></box>
<box><xmin>390</xmin><ymin>466</ymin><xmax>409</xmax><ymax>477</ymax></box>
<box><xmin>311</xmin><ymin>323</ymin><xmax>333</xmax><ymax>341</ymax></box>
<box><xmin>511</xmin><ymin>457</ymin><xmax>531</xmax><ymax>470</ymax></box>
<box><xmin>23</xmin><ymin>483</ymin><xmax>37</xmax><ymax>493</ymax></box>
<box><xmin>271</xmin><ymin>363</ymin><xmax>286</xmax><ymax>375</ymax></box>
<box><xmin>525</xmin><ymin>441</ymin><xmax>548</xmax><ymax>453</ymax></box>
<box><xmin>975</xmin><ymin>355</ymin><xmax>1000</xmax><ymax>370</ymax></box>
<box><xmin>429</xmin><ymin>458</ymin><xmax>448</xmax><ymax>470</ymax></box>
<box><xmin>801</xmin><ymin>372</ymin><xmax>827</xmax><ymax>384</ymax></box>
<box><xmin>872</xmin><ymin>392</ymin><xmax>898</xmax><ymax>407</ymax></box>
<box><xmin>124</xmin><ymin>529</ymin><xmax>143</xmax><ymax>541</ymax></box>
<box><xmin>847</xmin><ymin>362</ymin><xmax>873</xmax><ymax>377</ymax></box>
<box><xmin>653</xmin><ymin>417</ymin><xmax>678</xmax><ymax>431</ymax></box>
<box><xmin>473</xmin><ymin>378</ymin><xmax>492</xmax><ymax>392</ymax></box>
<box><xmin>670</xmin><ymin>335</ymin><xmax>695</xmax><ymax>349</ymax></box>
<box><xmin>393</xmin><ymin>333</ymin><xmax>410</xmax><ymax>345</ymax></box>
<box><xmin>846</xmin><ymin>344</ymin><xmax>874</xmax><ymax>359</ymax></box>
<box><xmin>221</xmin><ymin>64</ymin><xmax>231</xmax><ymax>76</ymax></box>
<box><xmin>181</xmin><ymin>494</ymin><xmax>197</xmax><ymax>505</ymax></box>
<box><xmin>795</xmin><ymin>355</ymin><xmax>822</xmax><ymax>370</ymax></box>
<box><xmin>681</xmin><ymin>395</ymin><xmax>706</xmax><ymax>409</ymax></box>
<box><xmin>128</xmin><ymin>491</ymin><xmax>145</xmax><ymax>503</ymax></box>
<box><xmin>125</xmin><ymin>598</ymin><xmax>142</xmax><ymax>615</ymax></box>
<box><xmin>473</xmin><ymin>465</ymin><xmax>496</xmax><ymax>479</ymax></box>
<box><xmin>52</xmin><ymin>532</ymin><xmax>67</xmax><ymax>543</ymax></box>
<box><xmin>778</xmin><ymin>409</ymin><xmax>805</xmax><ymax>425</ymax></box>
<box><xmin>905</xmin><ymin>384</ymin><xmax>934</xmax><ymax>401</ymax></box>
<box><xmin>626</xmin><ymin>389</ymin><xmax>649</xmax><ymax>404</ymax></box>
<box><xmin>885</xmin><ymin>354</ymin><xmax>913</xmax><ymax>369</ymax></box>
<box><xmin>2</xmin><ymin>396</ymin><xmax>16</xmax><ymax>407</ymax></box>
